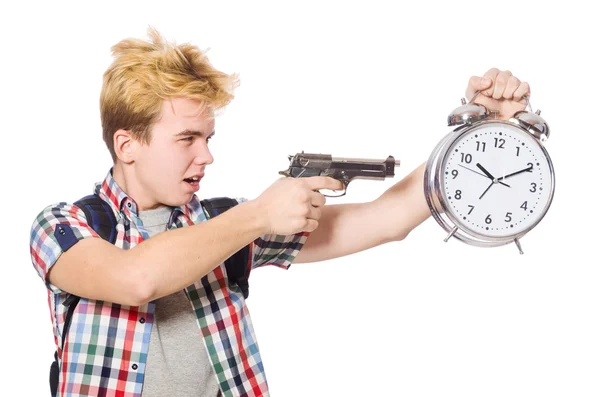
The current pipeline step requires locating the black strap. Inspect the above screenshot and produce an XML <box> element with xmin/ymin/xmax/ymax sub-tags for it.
<box><xmin>201</xmin><ymin>197</ymin><xmax>251</xmax><ymax>299</ymax></box>
<box><xmin>74</xmin><ymin>195</ymin><xmax>118</xmax><ymax>244</ymax></box>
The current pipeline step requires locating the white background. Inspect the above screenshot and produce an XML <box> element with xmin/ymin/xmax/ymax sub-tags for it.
<box><xmin>1</xmin><ymin>1</ymin><xmax>598</xmax><ymax>396</ymax></box>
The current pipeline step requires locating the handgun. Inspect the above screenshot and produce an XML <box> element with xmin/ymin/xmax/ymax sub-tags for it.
<box><xmin>279</xmin><ymin>151</ymin><xmax>401</xmax><ymax>197</ymax></box>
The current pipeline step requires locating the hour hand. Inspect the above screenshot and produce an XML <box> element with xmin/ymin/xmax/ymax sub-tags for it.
<box><xmin>476</xmin><ymin>163</ymin><xmax>495</xmax><ymax>180</ymax></box>
<box><xmin>459</xmin><ymin>164</ymin><xmax>510</xmax><ymax>187</ymax></box>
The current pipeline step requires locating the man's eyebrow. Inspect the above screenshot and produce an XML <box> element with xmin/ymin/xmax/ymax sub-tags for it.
<box><xmin>175</xmin><ymin>129</ymin><xmax>216</xmax><ymax>138</ymax></box>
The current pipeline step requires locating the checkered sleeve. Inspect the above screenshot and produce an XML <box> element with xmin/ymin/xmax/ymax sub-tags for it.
<box><xmin>235</xmin><ymin>197</ymin><xmax>310</xmax><ymax>270</ymax></box>
<box><xmin>251</xmin><ymin>231</ymin><xmax>309</xmax><ymax>270</ymax></box>
<box><xmin>29</xmin><ymin>202</ymin><xmax>100</xmax><ymax>293</ymax></box>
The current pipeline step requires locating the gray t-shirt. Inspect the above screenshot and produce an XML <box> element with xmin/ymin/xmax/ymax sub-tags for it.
<box><xmin>139</xmin><ymin>206</ymin><xmax>220</xmax><ymax>397</ymax></box>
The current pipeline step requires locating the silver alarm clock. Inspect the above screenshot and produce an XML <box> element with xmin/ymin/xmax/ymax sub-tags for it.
<box><xmin>424</xmin><ymin>91</ymin><xmax>555</xmax><ymax>254</ymax></box>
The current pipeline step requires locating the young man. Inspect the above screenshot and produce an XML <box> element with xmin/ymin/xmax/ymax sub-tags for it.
<box><xmin>29</xmin><ymin>28</ymin><xmax>531</xmax><ymax>397</ymax></box>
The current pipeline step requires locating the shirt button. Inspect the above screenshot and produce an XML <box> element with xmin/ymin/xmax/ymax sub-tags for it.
<box><xmin>127</xmin><ymin>202</ymin><xmax>132</xmax><ymax>208</ymax></box>
<box><xmin>139</xmin><ymin>317</ymin><xmax>145</xmax><ymax>324</ymax></box>
<box><xmin>132</xmin><ymin>363</ymin><xmax>138</xmax><ymax>370</ymax></box>
<box><xmin>59</xmin><ymin>228</ymin><xmax>65</xmax><ymax>235</ymax></box>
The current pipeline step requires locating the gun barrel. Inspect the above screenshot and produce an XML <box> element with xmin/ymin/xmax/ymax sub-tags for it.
<box><xmin>330</xmin><ymin>155</ymin><xmax>400</xmax><ymax>177</ymax></box>
<box><xmin>332</xmin><ymin>156</ymin><xmax>400</xmax><ymax>167</ymax></box>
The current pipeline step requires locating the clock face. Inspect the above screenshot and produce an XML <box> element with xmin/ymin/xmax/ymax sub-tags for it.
<box><xmin>442</xmin><ymin>122</ymin><xmax>554</xmax><ymax>238</ymax></box>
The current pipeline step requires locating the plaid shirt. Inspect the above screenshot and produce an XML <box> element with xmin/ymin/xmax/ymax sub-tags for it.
<box><xmin>29</xmin><ymin>168</ymin><xmax>307</xmax><ymax>397</ymax></box>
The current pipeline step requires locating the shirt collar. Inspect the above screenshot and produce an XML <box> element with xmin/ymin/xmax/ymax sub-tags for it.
<box><xmin>94</xmin><ymin>167</ymin><xmax>194</xmax><ymax>224</ymax></box>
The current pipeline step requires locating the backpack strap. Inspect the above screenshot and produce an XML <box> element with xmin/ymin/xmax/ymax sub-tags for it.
<box><xmin>59</xmin><ymin>194</ymin><xmax>116</xmax><ymax>332</ymax></box>
<box><xmin>74</xmin><ymin>194</ymin><xmax>118</xmax><ymax>244</ymax></box>
<box><xmin>50</xmin><ymin>195</ymin><xmax>115</xmax><ymax>396</ymax></box>
<box><xmin>59</xmin><ymin>195</ymin><xmax>115</xmax><ymax>347</ymax></box>
<box><xmin>201</xmin><ymin>197</ymin><xmax>252</xmax><ymax>299</ymax></box>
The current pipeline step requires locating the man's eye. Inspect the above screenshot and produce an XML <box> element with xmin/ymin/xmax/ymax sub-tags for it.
<box><xmin>182</xmin><ymin>137</ymin><xmax>194</xmax><ymax>142</ymax></box>
<box><xmin>206</xmin><ymin>136</ymin><xmax>212</xmax><ymax>143</ymax></box>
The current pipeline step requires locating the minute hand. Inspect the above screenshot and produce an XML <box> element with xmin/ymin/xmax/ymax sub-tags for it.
<box><xmin>497</xmin><ymin>166</ymin><xmax>533</xmax><ymax>181</ymax></box>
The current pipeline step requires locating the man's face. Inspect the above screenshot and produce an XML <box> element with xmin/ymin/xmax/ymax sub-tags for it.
<box><xmin>132</xmin><ymin>97</ymin><xmax>215</xmax><ymax>209</ymax></box>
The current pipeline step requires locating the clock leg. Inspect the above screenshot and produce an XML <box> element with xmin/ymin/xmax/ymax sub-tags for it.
<box><xmin>514</xmin><ymin>238</ymin><xmax>524</xmax><ymax>255</ymax></box>
<box><xmin>444</xmin><ymin>226</ymin><xmax>459</xmax><ymax>242</ymax></box>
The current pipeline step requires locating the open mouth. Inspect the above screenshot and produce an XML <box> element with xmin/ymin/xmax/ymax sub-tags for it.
<box><xmin>184</xmin><ymin>176</ymin><xmax>200</xmax><ymax>187</ymax></box>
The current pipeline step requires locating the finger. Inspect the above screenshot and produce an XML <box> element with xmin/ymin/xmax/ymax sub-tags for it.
<box><xmin>303</xmin><ymin>219</ymin><xmax>319</xmax><ymax>233</ymax></box>
<box><xmin>466</xmin><ymin>76</ymin><xmax>492</xmax><ymax>101</ymax></box>
<box><xmin>503</xmin><ymin>76</ymin><xmax>521</xmax><ymax>99</ymax></box>
<box><xmin>310</xmin><ymin>191</ymin><xmax>326</xmax><ymax>207</ymax></box>
<box><xmin>306</xmin><ymin>176</ymin><xmax>344</xmax><ymax>192</ymax></box>
<box><xmin>492</xmin><ymin>70</ymin><xmax>513</xmax><ymax>99</ymax></box>
<box><xmin>306</xmin><ymin>205</ymin><xmax>322</xmax><ymax>221</ymax></box>
<box><xmin>513</xmin><ymin>82</ymin><xmax>530</xmax><ymax>101</ymax></box>
<box><xmin>482</xmin><ymin>68</ymin><xmax>500</xmax><ymax>96</ymax></box>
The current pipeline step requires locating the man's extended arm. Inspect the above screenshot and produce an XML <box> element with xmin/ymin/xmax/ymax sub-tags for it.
<box><xmin>295</xmin><ymin>163</ymin><xmax>430</xmax><ymax>263</ymax></box>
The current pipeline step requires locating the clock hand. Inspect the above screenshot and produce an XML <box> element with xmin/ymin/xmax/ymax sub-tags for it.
<box><xmin>497</xmin><ymin>165</ymin><xmax>534</xmax><ymax>181</ymax></box>
<box><xmin>479</xmin><ymin>180</ymin><xmax>494</xmax><ymax>200</ymax></box>
<box><xmin>476</xmin><ymin>163</ymin><xmax>496</xmax><ymax>180</ymax></box>
<box><xmin>459</xmin><ymin>164</ymin><xmax>488</xmax><ymax>178</ymax></box>
<box><xmin>459</xmin><ymin>164</ymin><xmax>510</xmax><ymax>188</ymax></box>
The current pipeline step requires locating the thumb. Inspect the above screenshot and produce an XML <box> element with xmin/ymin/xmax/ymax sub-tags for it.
<box><xmin>467</xmin><ymin>76</ymin><xmax>493</xmax><ymax>99</ymax></box>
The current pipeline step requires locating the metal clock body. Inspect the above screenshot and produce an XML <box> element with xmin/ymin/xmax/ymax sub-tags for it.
<box><xmin>424</xmin><ymin>94</ymin><xmax>555</xmax><ymax>253</ymax></box>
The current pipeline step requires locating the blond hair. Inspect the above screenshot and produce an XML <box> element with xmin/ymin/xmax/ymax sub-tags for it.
<box><xmin>100</xmin><ymin>27</ymin><xmax>239</xmax><ymax>162</ymax></box>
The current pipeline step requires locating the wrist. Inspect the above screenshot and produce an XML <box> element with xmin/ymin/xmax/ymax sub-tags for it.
<box><xmin>240</xmin><ymin>198</ymin><xmax>271</xmax><ymax>236</ymax></box>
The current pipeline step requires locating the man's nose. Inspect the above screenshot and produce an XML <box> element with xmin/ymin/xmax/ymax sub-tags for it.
<box><xmin>194</xmin><ymin>142</ymin><xmax>214</xmax><ymax>165</ymax></box>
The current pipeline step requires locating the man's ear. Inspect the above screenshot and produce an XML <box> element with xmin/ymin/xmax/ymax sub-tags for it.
<box><xmin>113</xmin><ymin>129</ymin><xmax>136</xmax><ymax>164</ymax></box>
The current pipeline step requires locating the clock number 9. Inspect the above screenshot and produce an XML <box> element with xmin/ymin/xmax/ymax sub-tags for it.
<box><xmin>451</xmin><ymin>170</ymin><xmax>458</xmax><ymax>179</ymax></box>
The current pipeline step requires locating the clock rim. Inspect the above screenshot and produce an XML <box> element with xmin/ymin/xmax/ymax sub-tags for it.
<box><xmin>424</xmin><ymin>119</ymin><xmax>555</xmax><ymax>246</ymax></box>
